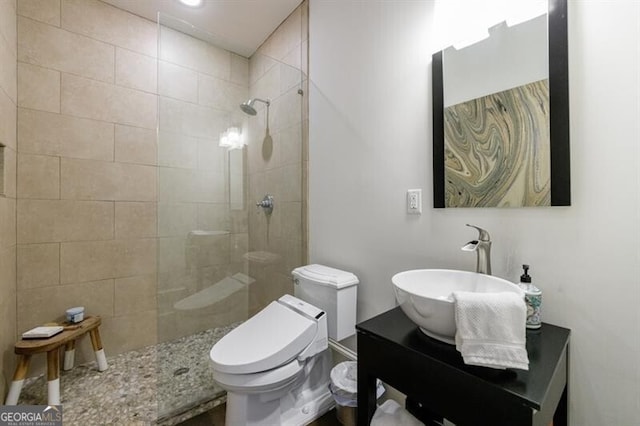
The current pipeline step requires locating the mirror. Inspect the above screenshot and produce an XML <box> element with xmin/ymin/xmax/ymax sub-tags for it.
<box><xmin>432</xmin><ymin>0</ymin><xmax>569</xmax><ymax>208</ymax></box>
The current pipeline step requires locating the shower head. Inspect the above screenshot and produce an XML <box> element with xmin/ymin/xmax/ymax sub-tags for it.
<box><xmin>240</xmin><ymin>98</ymin><xmax>270</xmax><ymax>116</ymax></box>
<box><xmin>240</xmin><ymin>102</ymin><xmax>257</xmax><ymax>116</ymax></box>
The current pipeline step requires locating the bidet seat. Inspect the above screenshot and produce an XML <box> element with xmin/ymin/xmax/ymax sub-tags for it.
<box><xmin>210</xmin><ymin>300</ymin><xmax>317</xmax><ymax>374</ymax></box>
<box><xmin>212</xmin><ymin>357</ymin><xmax>304</xmax><ymax>394</ymax></box>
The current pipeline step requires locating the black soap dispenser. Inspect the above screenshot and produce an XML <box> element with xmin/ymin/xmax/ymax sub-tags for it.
<box><xmin>519</xmin><ymin>265</ymin><xmax>542</xmax><ymax>329</ymax></box>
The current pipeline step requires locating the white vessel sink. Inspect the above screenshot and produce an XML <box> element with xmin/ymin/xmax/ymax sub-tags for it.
<box><xmin>392</xmin><ymin>269</ymin><xmax>523</xmax><ymax>344</ymax></box>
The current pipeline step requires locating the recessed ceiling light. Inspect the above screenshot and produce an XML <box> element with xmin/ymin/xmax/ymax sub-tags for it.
<box><xmin>178</xmin><ymin>0</ymin><xmax>203</xmax><ymax>7</ymax></box>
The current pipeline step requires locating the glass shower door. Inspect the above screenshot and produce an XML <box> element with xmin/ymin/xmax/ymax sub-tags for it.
<box><xmin>155</xmin><ymin>14</ymin><xmax>250</xmax><ymax>419</ymax></box>
<box><xmin>155</xmin><ymin>5</ymin><xmax>306</xmax><ymax>419</ymax></box>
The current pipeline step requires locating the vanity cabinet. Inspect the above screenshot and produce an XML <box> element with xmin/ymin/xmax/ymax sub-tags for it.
<box><xmin>356</xmin><ymin>307</ymin><xmax>570</xmax><ymax>426</ymax></box>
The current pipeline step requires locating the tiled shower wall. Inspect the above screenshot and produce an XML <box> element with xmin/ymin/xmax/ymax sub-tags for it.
<box><xmin>0</xmin><ymin>0</ymin><xmax>17</xmax><ymax>401</ymax></box>
<box><xmin>247</xmin><ymin>1</ymin><xmax>308</xmax><ymax>315</ymax></box>
<box><xmin>15</xmin><ymin>0</ymin><xmax>159</xmax><ymax>363</ymax></box>
<box><xmin>13</xmin><ymin>0</ymin><xmax>249</xmax><ymax>363</ymax></box>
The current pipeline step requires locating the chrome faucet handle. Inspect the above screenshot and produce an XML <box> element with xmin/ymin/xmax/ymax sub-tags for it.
<box><xmin>466</xmin><ymin>224</ymin><xmax>490</xmax><ymax>241</ymax></box>
<box><xmin>256</xmin><ymin>194</ymin><xmax>274</xmax><ymax>214</ymax></box>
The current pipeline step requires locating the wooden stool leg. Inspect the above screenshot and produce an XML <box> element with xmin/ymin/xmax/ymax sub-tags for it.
<box><xmin>47</xmin><ymin>349</ymin><xmax>60</xmax><ymax>405</ymax></box>
<box><xmin>89</xmin><ymin>328</ymin><xmax>108</xmax><ymax>371</ymax></box>
<box><xmin>5</xmin><ymin>354</ymin><xmax>31</xmax><ymax>405</ymax></box>
<box><xmin>63</xmin><ymin>341</ymin><xmax>76</xmax><ymax>371</ymax></box>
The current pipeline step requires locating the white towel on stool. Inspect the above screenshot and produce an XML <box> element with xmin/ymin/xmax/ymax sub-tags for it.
<box><xmin>453</xmin><ymin>291</ymin><xmax>529</xmax><ymax>370</ymax></box>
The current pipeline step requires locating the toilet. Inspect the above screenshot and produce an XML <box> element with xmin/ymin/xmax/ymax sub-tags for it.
<box><xmin>209</xmin><ymin>264</ymin><xmax>359</xmax><ymax>426</ymax></box>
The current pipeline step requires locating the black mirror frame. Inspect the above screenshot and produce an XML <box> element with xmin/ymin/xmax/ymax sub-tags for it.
<box><xmin>432</xmin><ymin>0</ymin><xmax>570</xmax><ymax>208</ymax></box>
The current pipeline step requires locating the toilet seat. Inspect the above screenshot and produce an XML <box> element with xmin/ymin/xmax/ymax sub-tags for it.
<box><xmin>211</xmin><ymin>356</ymin><xmax>304</xmax><ymax>394</ymax></box>
<box><xmin>210</xmin><ymin>300</ymin><xmax>317</xmax><ymax>374</ymax></box>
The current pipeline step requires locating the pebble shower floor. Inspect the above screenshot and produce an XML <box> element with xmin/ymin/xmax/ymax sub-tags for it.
<box><xmin>16</xmin><ymin>323</ymin><xmax>239</xmax><ymax>425</ymax></box>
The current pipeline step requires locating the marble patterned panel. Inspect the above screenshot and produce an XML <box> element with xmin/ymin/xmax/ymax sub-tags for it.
<box><xmin>444</xmin><ymin>79</ymin><xmax>550</xmax><ymax>207</ymax></box>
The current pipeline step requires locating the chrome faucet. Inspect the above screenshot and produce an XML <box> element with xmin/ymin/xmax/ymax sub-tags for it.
<box><xmin>461</xmin><ymin>224</ymin><xmax>492</xmax><ymax>275</ymax></box>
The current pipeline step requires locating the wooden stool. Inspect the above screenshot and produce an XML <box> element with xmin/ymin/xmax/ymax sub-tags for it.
<box><xmin>5</xmin><ymin>316</ymin><xmax>108</xmax><ymax>405</ymax></box>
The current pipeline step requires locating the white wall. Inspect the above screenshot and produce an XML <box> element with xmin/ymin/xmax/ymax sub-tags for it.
<box><xmin>309</xmin><ymin>1</ymin><xmax>640</xmax><ymax>425</ymax></box>
<box><xmin>443</xmin><ymin>14</ymin><xmax>548</xmax><ymax>106</ymax></box>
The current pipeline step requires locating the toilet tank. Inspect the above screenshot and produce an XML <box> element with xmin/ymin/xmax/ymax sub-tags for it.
<box><xmin>292</xmin><ymin>264</ymin><xmax>359</xmax><ymax>341</ymax></box>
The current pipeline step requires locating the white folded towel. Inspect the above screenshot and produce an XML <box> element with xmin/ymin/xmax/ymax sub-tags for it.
<box><xmin>453</xmin><ymin>291</ymin><xmax>529</xmax><ymax>370</ymax></box>
<box><xmin>371</xmin><ymin>400</ymin><xmax>425</xmax><ymax>426</ymax></box>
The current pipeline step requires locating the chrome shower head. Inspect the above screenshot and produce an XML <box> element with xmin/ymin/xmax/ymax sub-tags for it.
<box><xmin>240</xmin><ymin>98</ymin><xmax>270</xmax><ymax>116</ymax></box>
<box><xmin>240</xmin><ymin>102</ymin><xmax>257</xmax><ymax>116</ymax></box>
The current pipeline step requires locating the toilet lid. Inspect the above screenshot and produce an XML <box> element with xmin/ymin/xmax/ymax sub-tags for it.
<box><xmin>210</xmin><ymin>301</ymin><xmax>317</xmax><ymax>374</ymax></box>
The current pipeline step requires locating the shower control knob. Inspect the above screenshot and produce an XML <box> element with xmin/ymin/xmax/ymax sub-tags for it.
<box><xmin>256</xmin><ymin>194</ymin><xmax>274</xmax><ymax>214</ymax></box>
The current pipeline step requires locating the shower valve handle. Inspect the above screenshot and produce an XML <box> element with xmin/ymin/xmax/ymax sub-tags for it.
<box><xmin>256</xmin><ymin>195</ymin><xmax>274</xmax><ymax>213</ymax></box>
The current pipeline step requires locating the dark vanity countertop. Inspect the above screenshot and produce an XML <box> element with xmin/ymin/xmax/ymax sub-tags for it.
<box><xmin>356</xmin><ymin>307</ymin><xmax>571</xmax><ymax>411</ymax></box>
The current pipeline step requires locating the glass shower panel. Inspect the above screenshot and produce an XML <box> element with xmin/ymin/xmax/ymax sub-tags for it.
<box><xmin>155</xmin><ymin>10</ymin><xmax>305</xmax><ymax>421</ymax></box>
<box><xmin>245</xmin><ymin>52</ymin><xmax>306</xmax><ymax>317</ymax></box>
<box><xmin>155</xmin><ymin>14</ymin><xmax>249</xmax><ymax>419</ymax></box>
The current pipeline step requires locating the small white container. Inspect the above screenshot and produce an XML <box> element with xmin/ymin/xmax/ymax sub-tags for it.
<box><xmin>66</xmin><ymin>306</ymin><xmax>85</xmax><ymax>323</ymax></box>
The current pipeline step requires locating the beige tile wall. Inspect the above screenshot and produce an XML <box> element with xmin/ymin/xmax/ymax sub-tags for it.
<box><xmin>0</xmin><ymin>0</ymin><xmax>17</xmax><ymax>401</ymax></box>
<box><xmin>246</xmin><ymin>1</ymin><xmax>308</xmax><ymax>315</ymax></box>
<box><xmin>15</xmin><ymin>0</ymin><xmax>159</xmax><ymax>363</ymax></box>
